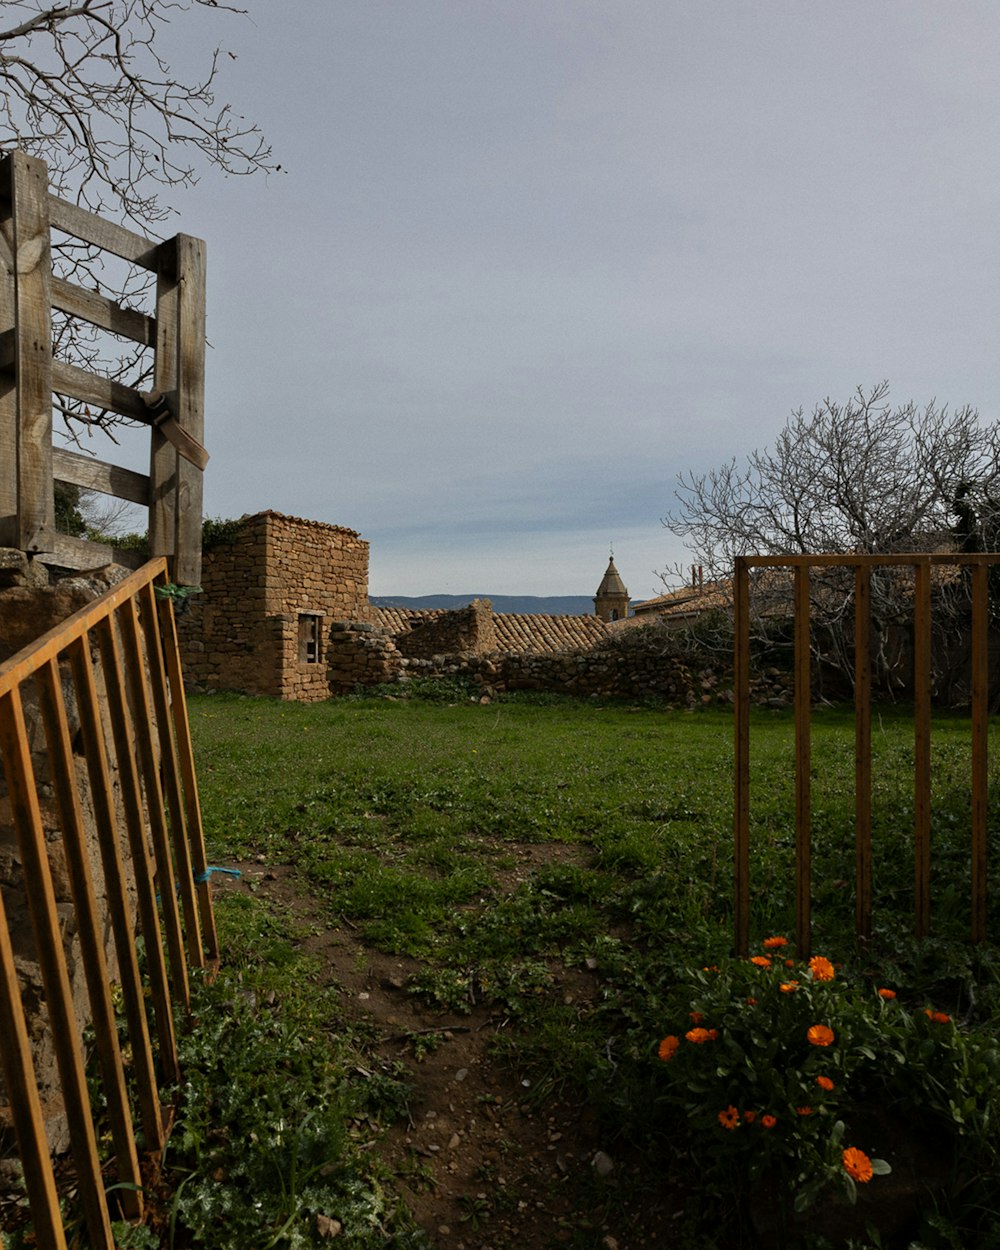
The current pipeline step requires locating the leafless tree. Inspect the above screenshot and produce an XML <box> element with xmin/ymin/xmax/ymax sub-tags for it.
<box><xmin>0</xmin><ymin>0</ymin><xmax>275</xmax><ymax>439</ymax></box>
<box><xmin>664</xmin><ymin>382</ymin><xmax>1000</xmax><ymax>696</ymax></box>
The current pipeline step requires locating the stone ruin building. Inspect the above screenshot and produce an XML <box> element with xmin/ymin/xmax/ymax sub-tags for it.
<box><xmin>176</xmin><ymin>509</ymin><xmax>615</xmax><ymax>701</ymax></box>
<box><xmin>175</xmin><ymin>510</ymin><xmax>747</xmax><ymax>707</ymax></box>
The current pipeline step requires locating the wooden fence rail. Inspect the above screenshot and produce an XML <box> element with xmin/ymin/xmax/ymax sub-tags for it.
<box><xmin>0</xmin><ymin>559</ymin><xmax>216</xmax><ymax>1248</ymax></box>
<box><xmin>734</xmin><ymin>552</ymin><xmax>999</xmax><ymax>958</ymax></box>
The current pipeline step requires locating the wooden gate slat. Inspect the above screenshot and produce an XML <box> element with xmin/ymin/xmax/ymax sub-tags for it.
<box><xmin>794</xmin><ymin>566</ymin><xmax>812</xmax><ymax>957</ymax></box>
<box><xmin>854</xmin><ymin>566</ymin><xmax>873</xmax><ymax>947</ymax></box>
<box><xmin>971</xmin><ymin>563</ymin><xmax>989</xmax><ymax>942</ymax></box>
<box><xmin>34</xmin><ymin>658</ymin><xmax>143</xmax><ymax>1219</ymax></box>
<box><xmin>0</xmin><ymin>886</ymin><xmax>68</xmax><ymax>1250</ymax></box>
<box><xmin>137</xmin><ymin>581</ymin><xmax>203</xmax><ymax>967</ymax></box>
<box><xmin>733</xmin><ymin>558</ymin><xmax>750</xmax><ymax>957</ymax></box>
<box><xmin>94</xmin><ymin>614</ymin><xmax>180</xmax><ymax>1084</ymax></box>
<box><xmin>0</xmin><ymin>687</ymin><xmax>114</xmax><ymax>1250</ymax></box>
<box><xmin>913</xmin><ymin>560</ymin><xmax>932</xmax><ymax>939</ymax></box>
<box><xmin>115</xmin><ymin>598</ymin><xmax>191</xmax><ymax>1011</ymax></box>
<box><xmin>66</xmin><ymin>636</ymin><xmax>165</xmax><ymax>1153</ymax></box>
<box><xmin>155</xmin><ymin>584</ymin><xmax>220</xmax><ymax>962</ymax></box>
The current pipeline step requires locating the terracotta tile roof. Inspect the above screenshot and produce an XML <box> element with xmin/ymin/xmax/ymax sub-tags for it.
<box><xmin>371</xmin><ymin>606</ymin><xmax>608</xmax><ymax>654</ymax></box>
<box><xmin>494</xmin><ymin>613</ymin><xmax>608</xmax><ymax>653</ymax></box>
<box><xmin>632</xmin><ymin>581</ymin><xmax>730</xmax><ymax>618</ymax></box>
<box><xmin>372</xmin><ymin>606</ymin><xmax>445</xmax><ymax>635</ymax></box>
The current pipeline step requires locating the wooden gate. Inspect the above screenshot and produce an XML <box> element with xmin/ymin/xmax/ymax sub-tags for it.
<box><xmin>733</xmin><ymin>552</ymin><xmax>999</xmax><ymax>957</ymax></box>
<box><xmin>0</xmin><ymin>559</ymin><xmax>216</xmax><ymax>1249</ymax></box>
<box><xmin>0</xmin><ymin>151</ymin><xmax>207</xmax><ymax>586</ymax></box>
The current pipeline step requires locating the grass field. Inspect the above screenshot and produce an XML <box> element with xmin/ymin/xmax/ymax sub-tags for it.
<box><xmin>145</xmin><ymin>689</ymin><xmax>1000</xmax><ymax>1249</ymax></box>
<box><xmin>190</xmin><ymin>689</ymin><xmax>1000</xmax><ymax>966</ymax></box>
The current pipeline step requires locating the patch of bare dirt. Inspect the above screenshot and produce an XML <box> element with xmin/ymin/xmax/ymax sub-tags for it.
<box><xmin>213</xmin><ymin>862</ymin><xmax>682</xmax><ymax>1250</ymax></box>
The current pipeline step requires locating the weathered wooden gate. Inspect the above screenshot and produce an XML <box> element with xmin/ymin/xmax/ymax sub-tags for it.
<box><xmin>0</xmin><ymin>151</ymin><xmax>207</xmax><ymax>585</ymax></box>
<box><xmin>733</xmin><ymin>552</ymin><xmax>999</xmax><ymax>957</ymax></box>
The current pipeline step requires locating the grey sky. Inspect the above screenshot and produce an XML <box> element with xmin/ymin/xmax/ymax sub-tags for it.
<box><xmin>134</xmin><ymin>1</ymin><xmax>1000</xmax><ymax>600</ymax></box>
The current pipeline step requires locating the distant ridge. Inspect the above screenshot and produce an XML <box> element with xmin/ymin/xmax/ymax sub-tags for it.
<box><xmin>370</xmin><ymin>593</ymin><xmax>595</xmax><ymax>616</ymax></box>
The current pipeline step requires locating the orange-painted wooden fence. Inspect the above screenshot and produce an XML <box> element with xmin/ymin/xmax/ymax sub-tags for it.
<box><xmin>734</xmin><ymin>552</ymin><xmax>998</xmax><ymax>957</ymax></box>
<box><xmin>0</xmin><ymin>559</ymin><xmax>216</xmax><ymax>1249</ymax></box>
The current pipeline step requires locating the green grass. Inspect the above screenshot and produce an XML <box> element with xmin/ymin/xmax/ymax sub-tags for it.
<box><xmin>181</xmin><ymin>690</ymin><xmax>1000</xmax><ymax>1248</ymax></box>
<box><xmin>190</xmin><ymin>693</ymin><xmax>1000</xmax><ymax>966</ymax></box>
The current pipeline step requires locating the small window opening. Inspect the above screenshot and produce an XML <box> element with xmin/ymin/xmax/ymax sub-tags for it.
<box><xmin>298</xmin><ymin>613</ymin><xmax>323</xmax><ymax>663</ymax></box>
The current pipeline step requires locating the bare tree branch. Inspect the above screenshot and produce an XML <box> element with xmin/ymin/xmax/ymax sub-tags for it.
<box><xmin>0</xmin><ymin>0</ymin><xmax>273</xmax><ymax>438</ymax></box>
<box><xmin>663</xmin><ymin>383</ymin><xmax>1000</xmax><ymax>696</ymax></box>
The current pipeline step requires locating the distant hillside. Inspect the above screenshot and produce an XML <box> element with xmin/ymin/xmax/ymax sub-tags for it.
<box><xmin>370</xmin><ymin>593</ymin><xmax>595</xmax><ymax>616</ymax></box>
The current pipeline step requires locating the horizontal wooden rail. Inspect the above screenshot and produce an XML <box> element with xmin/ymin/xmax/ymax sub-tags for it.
<box><xmin>52</xmin><ymin>446</ymin><xmax>150</xmax><ymax>505</ymax></box>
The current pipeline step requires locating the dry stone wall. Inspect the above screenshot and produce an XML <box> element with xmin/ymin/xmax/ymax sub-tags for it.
<box><xmin>178</xmin><ymin>511</ymin><xmax>370</xmax><ymax>701</ymax></box>
<box><xmin>394</xmin><ymin>599</ymin><xmax>496</xmax><ymax>658</ymax></box>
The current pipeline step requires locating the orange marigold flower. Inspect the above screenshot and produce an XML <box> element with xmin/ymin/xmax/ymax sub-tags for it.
<box><xmin>878</xmin><ymin>988</ymin><xmax>896</xmax><ymax>1000</ymax></box>
<box><xmin>809</xmin><ymin>956</ymin><xmax>835</xmax><ymax>982</ymax></box>
<box><xmin>763</xmin><ymin>935</ymin><xmax>788</xmax><ymax>949</ymax></box>
<box><xmin>689</xmin><ymin>1011</ymin><xmax>704</xmax><ymax>1024</ymax></box>
<box><xmin>707</xmin><ymin>1028</ymin><xmax>719</xmax><ymax>1040</ymax></box>
<box><xmin>658</xmin><ymin>1035</ymin><xmax>680</xmax><ymax>1062</ymax></box>
<box><xmin>796</xmin><ymin>1106</ymin><xmax>813</xmax><ymax>1116</ymax></box>
<box><xmin>750</xmin><ymin>955</ymin><xmax>771</xmax><ymax>968</ymax></box>
<box><xmin>815</xmin><ymin>1075</ymin><xmax>835</xmax><ymax>1092</ymax></box>
<box><xmin>743</xmin><ymin>1110</ymin><xmax>757</xmax><ymax>1123</ymax></box>
<box><xmin>925</xmin><ymin>1009</ymin><xmax>951</xmax><ymax>1024</ymax></box>
<box><xmin>717</xmin><ymin>1105</ymin><xmax>739</xmax><ymax>1130</ymax></box>
<box><xmin>746</xmin><ymin>997</ymin><xmax>757</xmax><ymax>1006</ymax></box>
<box><xmin>779</xmin><ymin>981</ymin><xmax>799</xmax><ymax>993</ymax></box>
<box><xmin>685</xmin><ymin>1027</ymin><xmax>716</xmax><ymax>1044</ymax></box>
<box><xmin>761</xmin><ymin>1113</ymin><xmax>777</xmax><ymax>1129</ymax></box>
<box><xmin>842</xmin><ymin>1146</ymin><xmax>874</xmax><ymax>1183</ymax></box>
<box><xmin>807</xmin><ymin>1024</ymin><xmax>835</xmax><ymax>1047</ymax></box>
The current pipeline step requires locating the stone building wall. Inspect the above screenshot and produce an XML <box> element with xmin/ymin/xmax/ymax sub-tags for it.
<box><xmin>178</xmin><ymin>511</ymin><xmax>370</xmax><ymax>701</ymax></box>
<box><xmin>395</xmin><ymin>599</ymin><xmax>497</xmax><ymax>659</ymax></box>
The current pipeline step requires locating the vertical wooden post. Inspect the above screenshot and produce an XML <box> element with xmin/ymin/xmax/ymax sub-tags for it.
<box><xmin>854</xmin><ymin>564</ymin><xmax>872</xmax><ymax>947</ymax></box>
<box><xmin>733</xmin><ymin>558</ymin><xmax>751</xmax><ymax>956</ymax></box>
<box><xmin>0</xmin><ymin>156</ymin><xmax>17</xmax><ymax>547</ymax></box>
<box><xmin>35</xmin><ymin>658</ymin><xmax>143</xmax><ymax>1219</ymax></box>
<box><xmin>156</xmin><ymin>576</ymin><xmax>220</xmax><ymax>961</ymax></box>
<box><xmin>174</xmin><ymin>234</ymin><xmax>206</xmax><ymax>587</ymax></box>
<box><xmin>794</xmin><ymin>565</ymin><xmax>812</xmax><ymax>957</ymax></box>
<box><xmin>0</xmin><ymin>887</ymin><xmax>69</xmax><ymax>1250</ymax></box>
<box><xmin>137</xmin><ymin>580</ymin><xmax>204</xmax><ymax>966</ymax></box>
<box><xmin>68</xmin><ymin>635</ymin><xmax>165</xmax><ymax>1153</ymax></box>
<box><xmin>970</xmin><ymin>561</ymin><xmax>988</xmax><ymax>942</ymax></box>
<box><xmin>95</xmin><ymin>614</ymin><xmax>181</xmax><ymax>1084</ymax></box>
<box><xmin>117</xmin><ymin>597</ymin><xmax>191</xmax><ymax>1010</ymax></box>
<box><xmin>149</xmin><ymin>238</ymin><xmax>178</xmax><ymax>565</ymax></box>
<box><xmin>0</xmin><ymin>686</ymin><xmax>115</xmax><ymax>1250</ymax></box>
<box><xmin>9</xmin><ymin>152</ymin><xmax>54</xmax><ymax>552</ymax></box>
<box><xmin>914</xmin><ymin>559</ymin><xmax>932</xmax><ymax>939</ymax></box>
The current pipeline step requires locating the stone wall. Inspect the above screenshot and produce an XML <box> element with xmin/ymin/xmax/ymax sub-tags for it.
<box><xmin>395</xmin><ymin>599</ymin><xmax>497</xmax><ymax>659</ymax></box>
<box><xmin>178</xmin><ymin>511</ymin><xmax>371</xmax><ymax>701</ymax></box>
<box><xmin>327</xmin><ymin>614</ymin><xmax>794</xmax><ymax>707</ymax></box>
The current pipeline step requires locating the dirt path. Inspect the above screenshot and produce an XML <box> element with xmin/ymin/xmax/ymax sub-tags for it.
<box><xmin>214</xmin><ymin>864</ymin><xmax>680</xmax><ymax>1250</ymax></box>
